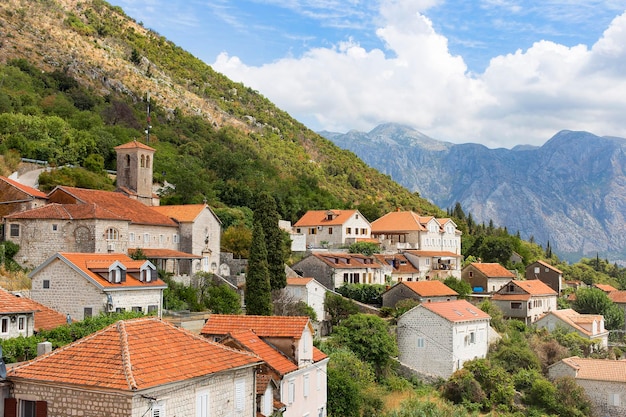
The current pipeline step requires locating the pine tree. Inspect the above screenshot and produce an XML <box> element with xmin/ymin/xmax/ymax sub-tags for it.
<box><xmin>253</xmin><ymin>192</ymin><xmax>287</xmax><ymax>290</ymax></box>
<box><xmin>244</xmin><ymin>221</ymin><xmax>272</xmax><ymax>315</ymax></box>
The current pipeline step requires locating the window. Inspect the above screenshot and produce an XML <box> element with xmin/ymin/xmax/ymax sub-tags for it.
<box><xmin>534</xmin><ymin>267</ymin><xmax>540</xmax><ymax>274</ymax></box>
<box><xmin>129</xmin><ymin>232</ymin><xmax>135</xmax><ymax>242</ymax></box>
<box><xmin>288</xmin><ymin>380</ymin><xmax>295</xmax><ymax>404</ymax></box>
<box><xmin>511</xmin><ymin>302</ymin><xmax>522</xmax><ymax>310</ymax></box>
<box><xmin>132</xmin><ymin>306</ymin><xmax>143</xmax><ymax>313</ymax></box>
<box><xmin>303</xmin><ymin>373</ymin><xmax>310</xmax><ymax>397</ymax></box>
<box><xmin>148</xmin><ymin>305</ymin><xmax>158</xmax><ymax>314</ymax></box>
<box><xmin>361</xmin><ymin>228</ymin><xmax>367</xmax><ymax>234</ymax></box>
<box><xmin>328</xmin><ymin>227</ymin><xmax>333</xmax><ymax>235</ymax></box>
<box><xmin>144</xmin><ymin>233</ymin><xmax>150</xmax><ymax>243</ymax></box>
<box><xmin>196</xmin><ymin>389</ymin><xmax>209</xmax><ymax>417</ymax></box>
<box><xmin>346</xmin><ymin>227</ymin><xmax>352</xmax><ymax>234</ymax></box>
<box><xmin>609</xmin><ymin>393</ymin><xmax>621</xmax><ymax>406</ymax></box>
<box><xmin>18</xmin><ymin>399</ymin><xmax>47</xmax><ymax>417</ymax></box>
<box><xmin>296</xmin><ymin>228</ymin><xmax>301</xmax><ymax>233</ymax></box>
<box><xmin>146</xmin><ymin>155</ymin><xmax>151</xmax><ymax>168</ymax></box>
<box><xmin>417</xmin><ymin>337</ymin><xmax>424</xmax><ymax>348</ymax></box>
<box><xmin>151</xmin><ymin>401</ymin><xmax>164</xmax><ymax>417</ymax></box>
<box><xmin>109</xmin><ymin>268</ymin><xmax>121</xmax><ymax>283</ymax></box>
<box><xmin>234</xmin><ymin>379</ymin><xmax>245</xmax><ymax>411</ymax></box>
<box><xmin>173</xmin><ymin>233</ymin><xmax>179</xmax><ymax>244</ymax></box>
<box><xmin>106</xmin><ymin>228</ymin><xmax>119</xmax><ymax>240</ymax></box>
<box><xmin>317</xmin><ymin>369</ymin><xmax>323</xmax><ymax>391</ymax></box>
<box><xmin>159</xmin><ymin>234</ymin><xmax>164</xmax><ymax>244</ymax></box>
<box><xmin>84</xmin><ymin>307</ymin><xmax>93</xmax><ymax>319</ymax></box>
<box><xmin>469</xmin><ymin>271</ymin><xmax>473</xmax><ymax>277</ymax></box>
<box><xmin>43</xmin><ymin>280</ymin><xmax>50</xmax><ymax>289</ymax></box>
<box><xmin>52</xmin><ymin>224</ymin><xmax>58</xmax><ymax>231</ymax></box>
<box><xmin>308</xmin><ymin>228</ymin><xmax>317</xmax><ymax>235</ymax></box>
<box><xmin>116</xmin><ymin>307</ymin><xmax>125</xmax><ymax>313</ymax></box>
<box><xmin>470</xmin><ymin>332</ymin><xmax>476</xmax><ymax>344</ymax></box>
<box><xmin>141</xmin><ymin>154</ymin><xmax>145</xmax><ymax>167</ymax></box>
<box><xmin>1</xmin><ymin>317</ymin><xmax>8</xmax><ymax>334</ymax></box>
<box><xmin>10</xmin><ymin>224</ymin><xmax>19</xmax><ymax>237</ymax></box>
<box><xmin>18</xmin><ymin>316</ymin><xmax>25</xmax><ymax>332</ymax></box>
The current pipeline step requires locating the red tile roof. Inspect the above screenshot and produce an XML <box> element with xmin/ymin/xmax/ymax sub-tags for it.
<box><xmin>311</xmin><ymin>252</ymin><xmax>382</xmax><ymax>269</ymax></box>
<box><xmin>374</xmin><ymin>254</ymin><xmax>419</xmax><ymax>274</ymax></box>
<box><xmin>470</xmin><ymin>263</ymin><xmax>516</xmax><ymax>278</ymax></box>
<box><xmin>294</xmin><ymin>210</ymin><xmax>363</xmax><ymax>227</ymax></box>
<box><xmin>371</xmin><ymin>211</ymin><xmax>426</xmax><ymax>233</ymax></box>
<box><xmin>0</xmin><ymin>289</ymin><xmax>37</xmax><ymax>315</ymax></box>
<box><xmin>4</xmin><ymin>203</ymin><xmax>126</xmax><ymax>221</ymax></box>
<box><xmin>151</xmin><ymin>204</ymin><xmax>207</xmax><ymax>223</ymax></box>
<box><xmin>556</xmin><ymin>356</ymin><xmax>626</xmax><ymax>382</ymax></box>
<box><xmin>47</xmin><ymin>186</ymin><xmax>177</xmax><ymax>227</ymax></box>
<box><xmin>201</xmin><ymin>315</ymin><xmax>312</xmax><ymax>339</ymax></box>
<box><xmin>608</xmin><ymin>291</ymin><xmax>626</xmax><ymax>303</ymax></box>
<box><xmin>539</xmin><ymin>309</ymin><xmax>606</xmax><ymax>337</ymax></box>
<box><xmin>0</xmin><ymin>289</ymin><xmax>69</xmax><ymax>331</ymax></box>
<box><xmin>32</xmin><ymin>253</ymin><xmax>167</xmax><ymax>290</ymax></box>
<box><xmin>397</xmin><ymin>280</ymin><xmax>458</xmax><ymax>297</ymax></box>
<box><xmin>313</xmin><ymin>346</ymin><xmax>328</xmax><ymax>362</ymax></box>
<box><xmin>511</xmin><ymin>279</ymin><xmax>558</xmax><ymax>295</ymax></box>
<box><xmin>0</xmin><ymin>176</ymin><xmax>48</xmax><ymax>198</ymax></box>
<box><xmin>535</xmin><ymin>260</ymin><xmax>563</xmax><ymax>274</ymax></box>
<box><xmin>286</xmin><ymin>277</ymin><xmax>314</xmax><ymax>286</ymax></box>
<box><xmin>421</xmin><ymin>299</ymin><xmax>490</xmax><ymax>322</ymax></box>
<box><xmin>7</xmin><ymin>317</ymin><xmax>261</xmax><ymax>390</ymax></box>
<box><xmin>227</xmin><ymin>329</ymin><xmax>298</xmax><ymax>375</ymax></box>
<box><xmin>114</xmin><ymin>140</ymin><xmax>155</xmax><ymax>151</ymax></box>
<box><xmin>594</xmin><ymin>283</ymin><xmax>618</xmax><ymax>293</ymax></box>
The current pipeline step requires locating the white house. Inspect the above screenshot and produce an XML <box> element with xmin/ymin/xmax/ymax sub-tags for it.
<box><xmin>293</xmin><ymin>209</ymin><xmax>372</xmax><ymax>249</ymax></box>
<box><xmin>535</xmin><ymin>309</ymin><xmax>609</xmax><ymax>349</ymax></box>
<box><xmin>402</xmin><ymin>250</ymin><xmax>462</xmax><ymax>280</ymax></box>
<box><xmin>29</xmin><ymin>252</ymin><xmax>167</xmax><ymax>321</ymax></box>
<box><xmin>548</xmin><ymin>356</ymin><xmax>626</xmax><ymax>417</ymax></box>
<box><xmin>491</xmin><ymin>280</ymin><xmax>558</xmax><ymax>324</ymax></box>
<box><xmin>201</xmin><ymin>315</ymin><xmax>329</xmax><ymax>417</ymax></box>
<box><xmin>6</xmin><ymin>317</ymin><xmax>261</xmax><ymax>417</ymax></box>
<box><xmin>397</xmin><ymin>299</ymin><xmax>491</xmax><ymax>379</ymax></box>
<box><xmin>283</xmin><ymin>277</ymin><xmax>328</xmax><ymax>322</ymax></box>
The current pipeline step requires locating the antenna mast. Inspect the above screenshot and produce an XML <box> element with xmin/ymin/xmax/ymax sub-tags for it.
<box><xmin>145</xmin><ymin>92</ymin><xmax>151</xmax><ymax>143</ymax></box>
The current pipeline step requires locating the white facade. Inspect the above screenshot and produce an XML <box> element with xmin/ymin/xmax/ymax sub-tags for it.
<box><xmin>284</xmin><ymin>278</ymin><xmax>327</xmax><ymax>322</ymax></box>
<box><xmin>294</xmin><ymin>210</ymin><xmax>372</xmax><ymax>249</ymax></box>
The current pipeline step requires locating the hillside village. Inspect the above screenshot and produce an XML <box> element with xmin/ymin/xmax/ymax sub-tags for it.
<box><xmin>0</xmin><ymin>140</ymin><xmax>623</xmax><ymax>417</ymax></box>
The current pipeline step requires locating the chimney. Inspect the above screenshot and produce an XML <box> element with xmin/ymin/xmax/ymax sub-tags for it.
<box><xmin>37</xmin><ymin>341</ymin><xmax>52</xmax><ymax>356</ymax></box>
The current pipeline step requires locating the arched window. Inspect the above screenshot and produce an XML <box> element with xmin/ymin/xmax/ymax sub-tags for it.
<box><xmin>140</xmin><ymin>155</ymin><xmax>145</xmax><ymax>168</ymax></box>
<box><xmin>126</xmin><ymin>154</ymin><xmax>131</xmax><ymax>167</ymax></box>
<box><xmin>106</xmin><ymin>228</ymin><xmax>119</xmax><ymax>240</ymax></box>
<box><xmin>146</xmin><ymin>155</ymin><xmax>151</xmax><ymax>168</ymax></box>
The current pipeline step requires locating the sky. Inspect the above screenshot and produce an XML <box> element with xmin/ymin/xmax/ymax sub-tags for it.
<box><xmin>108</xmin><ymin>0</ymin><xmax>626</xmax><ymax>148</ymax></box>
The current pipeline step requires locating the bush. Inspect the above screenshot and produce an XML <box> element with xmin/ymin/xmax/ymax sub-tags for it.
<box><xmin>336</xmin><ymin>283</ymin><xmax>385</xmax><ymax>305</ymax></box>
<box><xmin>441</xmin><ymin>369</ymin><xmax>486</xmax><ymax>407</ymax></box>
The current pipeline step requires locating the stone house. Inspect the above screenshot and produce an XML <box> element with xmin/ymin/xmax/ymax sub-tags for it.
<box><xmin>201</xmin><ymin>315</ymin><xmax>329</xmax><ymax>417</ymax></box>
<box><xmin>152</xmin><ymin>203</ymin><xmax>222</xmax><ymax>273</ymax></box>
<box><xmin>279</xmin><ymin>277</ymin><xmax>328</xmax><ymax>322</ymax></box>
<box><xmin>402</xmin><ymin>250</ymin><xmax>462</xmax><ymax>280</ymax></box>
<box><xmin>548</xmin><ymin>356</ymin><xmax>626</xmax><ymax>417</ymax></box>
<box><xmin>114</xmin><ymin>140</ymin><xmax>160</xmax><ymax>206</ymax></box>
<box><xmin>0</xmin><ymin>288</ymin><xmax>36</xmax><ymax>340</ymax></box>
<box><xmin>535</xmin><ymin>308</ymin><xmax>609</xmax><ymax>349</ymax></box>
<box><xmin>29</xmin><ymin>252</ymin><xmax>167</xmax><ymax>321</ymax></box>
<box><xmin>397</xmin><ymin>299</ymin><xmax>491</xmax><ymax>379</ymax></box>
<box><xmin>0</xmin><ymin>175</ymin><xmax>47</xmax><ymax>223</ymax></box>
<box><xmin>462</xmin><ymin>262</ymin><xmax>516</xmax><ymax>294</ymax></box>
<box><xmin>290</xmin><ymin>252</ymin><xmax>385</xmax><ymax>290</ymax></box>
<box><xmin>5</xmin><ymin>317</ymin><xmax>261</xmax><ymax>417</ymax></box>
<box><xmin>373</xmin><ymin>253</ymin><xmax>420</xmax><ymax>283</ymax></box>
<box><xmin>526</xmin><ymin>260</ymin><xmax>563</xmax><ymax>294</ymax></box>
<box><xmin>371</xmin><ymin>210</ymin><xmax>461</xmax><ymax>254</ymax></box>
<box><xmin>491</xmin><ymin>280</ymin><xmax>558</xmax><ymax>324</ymax></box>
<box><xmin>293</xmin><ymin>209</ymin><xmax>372</xmax><ymax>249</ymax></box>
<box><xmin>382</xmin><ymin>280</ymin><xmax>458</xmax><ymax>308</ymax></box>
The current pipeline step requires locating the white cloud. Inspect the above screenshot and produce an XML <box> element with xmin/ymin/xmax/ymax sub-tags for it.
<box><xmin>212</xmin><ymin>3</ymin><xmax>626</xmax><ymax>148</ymax></box>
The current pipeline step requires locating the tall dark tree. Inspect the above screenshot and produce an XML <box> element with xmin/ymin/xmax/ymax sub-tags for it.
<box><xmin>244</xmin><ymin>221</ymin><xmax>272</xmax><ymax>315</ymax></box>
<box><xmin>253</xmin><ymin>192</ymin><xmax>287</xmax><ymax>290</ymax></box>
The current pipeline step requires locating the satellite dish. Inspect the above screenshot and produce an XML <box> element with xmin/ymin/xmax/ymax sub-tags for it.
<box><xmin>0</xmin><ymin>345</ymin><xmax>7</xmax><ymax>379</ymax></box>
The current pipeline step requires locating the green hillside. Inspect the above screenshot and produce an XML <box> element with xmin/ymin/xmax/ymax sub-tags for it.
<box><xmin>0</xmin><ymin>0</ymin><xmax>440</xmax><ymax>223</ymax></box>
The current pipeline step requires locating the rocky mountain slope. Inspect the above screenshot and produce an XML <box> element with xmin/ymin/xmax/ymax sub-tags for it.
<box><xmin>323</xmin><ymin>124</ymin><xmax>626</xmax><ymax>262</ymax></box>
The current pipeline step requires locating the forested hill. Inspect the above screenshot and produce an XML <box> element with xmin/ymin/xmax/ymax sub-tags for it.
<box><xmin>0</xmin><ymin>0</ymin><xmax>439</xmax><ymax>223</ymax></box>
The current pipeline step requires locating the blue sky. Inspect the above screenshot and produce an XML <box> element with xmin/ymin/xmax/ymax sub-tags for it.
<box><xmin>109</xmin><ymin>1</ymin><xmax>626</xmax><ymax>148</ymax></box>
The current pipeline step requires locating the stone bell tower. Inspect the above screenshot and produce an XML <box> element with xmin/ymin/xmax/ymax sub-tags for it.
<box><xmin>114</xmin><ymin>140</ymin><xmax>156</xmax><ymax>206</ymax></box>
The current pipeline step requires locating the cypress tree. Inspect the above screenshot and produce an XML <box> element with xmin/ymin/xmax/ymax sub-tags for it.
<box><xmin>244</xmin><ymin>221</ymin><xmax>272</xmax><ymax>315</ymax></box>
<box><xmin>253</xmin><ymin>192</ymin><xmax>287</xmax><ymax>290</ymax></box>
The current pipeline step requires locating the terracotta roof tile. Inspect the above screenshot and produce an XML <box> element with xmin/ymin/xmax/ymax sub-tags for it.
<box><xmin>47</xmin><ymin>186</ymin><xmax>177</xmax><ymax>227</ymax></box>
<box><xmin>294</xmin><ymin>210</ymin><xmax>362</xmax><ymax>227</ymax></box>
<box><xmin>114</xmin><ymin>140</ymin><xmax>155</xmax><ymax>151</ymax></box>
<box><xmin>373</xmin><ymin>254</ymin><xmax>419</xmax><ymax>274</ymax></box>
<box><xmin>556</xmin><ymin>356</ymin><xmax>626</xmax><ymax>382</ymax></box>
<box><xmin>535</xmin><ymin>260</ymin><xmax>563</xmax><ymax>274</ymax></box>
<box><xmin>471</xmin><ymin>263</ymin><xmax>516</xmax><ymax>278</ymax></box>
<box><xmin>397</xmin><ymin>280</ymin><xmax>458</xmax><ymax>297</ymax></box>
<box><xmin>371</xmin><ymin>211</ymin><xmax>426</xmax><ymax>233</ymax></box>
<box><xmin>7</xmin><ymin>317</ymin><xmax>261</xmax><ymax>390</ymax></box>
<box><xmin>403</xmin><ymin>250</ymin><xmax>461</xmax><ymax>258</ymax></box>
<box><xmin>201</xmin><ymin>315</ymin><xmax>312</xmax><ymax>339</ymax></box>
<box><xmin>421</xmin><ymin>299</ymin><xmax>490</xmax><ymax>322</ymax></box>
<box><xmin>286</xmin><ymin>277</ymin><xmax>314</xmax><ymax>286</ymax></box>
<box><xmin>311</xmin><ymin>252</ymin><xmax>383</xmax><ymax>269</ymax></box>
<box><xmin>127</xmin><ymin>248</ymin><xmax>201</xmax><ymax>259</ymax></box>
<box><xmin>227</xmin><ymin>329</ymin><xmax>297</xmax><ymax>375</ymax></box>
<box><xmin>0</xmin><ymin>290</ymin><xmax>70</xmax><ymax>331</ymax></box>
<box><xmin>33</xmin><ymin>253</ymin><xmax>168</xmax><ymax>290</ymax></box>
<box><xmin>594</xmin><ymin>283</ymin><xmax>618</xmax><ymax>293</ymax></box>
<box><xmin>4</xmin><ymin>203</ymin><xmax>126</xmax><ymax>221</ymax></box>
<box><xmin>0</xmin><ymin>176</ymin><xmax>48</xmax><ymax>198</ymax></box>
<box><xmin>151</xmin><ymin>204</ymin><xmax>206</xmax><ymax>222</ymax></box>
<box><xmin>313</xmin><ymin>346</ymin><xmax>328</xmax><ymax>362</ymax></box>
<box><xmin>540</xmin><ymin>309</ymin><xmax>606</xmax><ymax>337</ymax></box>
<box><xmin>512</xmin><ymin>279</ymin><xmax>558</xmax><ymax>295</ymax></box>
<box><xmin>608</xmin><ymin>291</ymin><xmax>626</xmax><ymax>303</ymax></box>
<box><xmin>0</xmin><ymin>289</ymin><xmax>37</xmax><ymax>315</ymax></box>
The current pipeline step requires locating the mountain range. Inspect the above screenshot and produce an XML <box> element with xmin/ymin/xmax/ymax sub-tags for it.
<box><xmin>321</xmin><ymin>124</ymin><xmax>626</xmax><ymax>263</ymax></box>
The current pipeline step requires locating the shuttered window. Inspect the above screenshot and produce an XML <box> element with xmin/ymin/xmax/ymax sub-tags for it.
<box><xmin>235</xmin><ymin>379</ymin><xmax>245</xmax><ymax>411</ymax></box>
